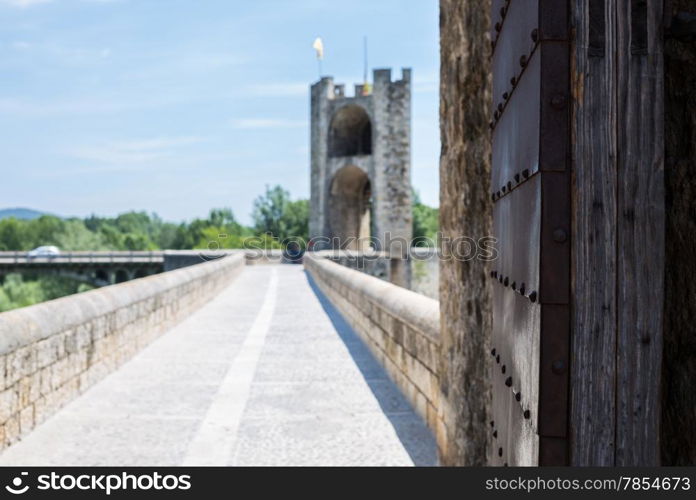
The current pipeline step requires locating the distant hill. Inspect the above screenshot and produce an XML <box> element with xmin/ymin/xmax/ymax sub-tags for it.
<box><xmin>0</xmin><ymin>208</ymin><xmax>55</xmax><ymax>220</ymax></box>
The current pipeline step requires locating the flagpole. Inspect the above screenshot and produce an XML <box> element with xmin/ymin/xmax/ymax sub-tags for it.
<box><xmin>363</xmin><ymin>36</ymin><xmax>368</xmax><ymax>84</ymax></box>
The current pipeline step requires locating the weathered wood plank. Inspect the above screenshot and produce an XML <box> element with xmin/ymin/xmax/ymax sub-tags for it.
<box><xmin>571</xmin><ymin>0</ymin><xmax>664</xmax><ymax>465</ymax></box>
<box><xmin>615</xmin><ymin>0</ymin><xmax>664</xmax><ymax>466</ymax></box>
<box><xmin>570</xmin><ymin>0</ymin><xmax>619</xmax><ymax>466</ymax></box>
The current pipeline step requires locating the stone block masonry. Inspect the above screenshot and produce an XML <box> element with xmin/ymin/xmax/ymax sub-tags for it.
<box><xmin>303</xmin><ymin>252</ymin><xmax>446</xmax><ymax>456</ymax></box>
<box><xmin>0</xmin><ymin>252</ymin><xmax>245</xmax><ymax>450</ymax></box>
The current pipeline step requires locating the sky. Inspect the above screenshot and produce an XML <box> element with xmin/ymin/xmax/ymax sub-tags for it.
<box><xmin>0</xmin><ymin>0</ymin><xmax>440</xmax><ymax>225</ymax></box>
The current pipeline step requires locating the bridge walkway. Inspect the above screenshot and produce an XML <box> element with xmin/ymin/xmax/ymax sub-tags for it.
<box><xmin>0</xmin><ymin>265</ymin><xmax>436</xmax><ymax>466</ymax></box>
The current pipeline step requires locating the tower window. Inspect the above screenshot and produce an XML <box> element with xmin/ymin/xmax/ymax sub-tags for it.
<box><xmin>328</xmin><ymin>105</ymin><xmax>372</xmax><ymax>157</ymax></box>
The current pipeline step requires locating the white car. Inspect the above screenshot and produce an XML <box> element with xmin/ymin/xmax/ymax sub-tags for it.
<box><xmin>27</xmin><ymin>246</ymin><xmax>61</xmax><ymax>258</ymax></box>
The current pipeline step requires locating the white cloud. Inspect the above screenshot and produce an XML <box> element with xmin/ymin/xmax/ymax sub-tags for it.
<box><xmin>247</xmin><ymin>82</ymin><xmax>308</xmax><ymax>97</ymax></box>
<box><xmin>413</xmin><ymin>72</ymin><xmax>439</xmax><ymax>93</ymax></box>
<box><xmin>231</xmin><ymin>118</ymin><xmax>307</xmax><ymax>130</ymax></box>
<box><xmin>1</xmin><ymin>0</ymin><xmax>52</xmax><ymax>7</ymax></box>
<box><xmin>5</xmin><ymin>40</ymin><xmax>112</xmax><ymax>66</ymax></box>
<box><xmin>0</xmin><ymin>96</ymin><xmax>123</xmax><ymax>115</ymax></box>
<box><xmin>1</xmin><ymin>0</ymin><xmax>122</xmax><ymax>5</ymax></box>
<box><xmin>414</xmin><ymin>81</ymin><xmax>438</xmax><ymax>93</ymax></box>
<box><xmin>69</xmin><ymin>136</ymin><xmax>207</xmax><ymax>165</ymax></box>
<box><xmin>118</xmin><ymin>51</ymin><xmax>246</xmax><ymax>82</ymax></box>
<box><xmin>0</xmin><ymin>87</ymin><xmax>198</xmax><ymax>115</ymax></box>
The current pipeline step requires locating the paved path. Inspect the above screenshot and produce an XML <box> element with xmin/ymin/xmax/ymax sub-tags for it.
<box><xmin>0</xmin><ymin>266</ymin><xmax>436</xmax><ymax>466</ymax></box>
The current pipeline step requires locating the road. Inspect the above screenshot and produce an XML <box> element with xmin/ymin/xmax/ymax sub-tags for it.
<box><xmin>0</xmin><ymin>265</ymin><xmax>436</xmax><ymax>466</ymax></box>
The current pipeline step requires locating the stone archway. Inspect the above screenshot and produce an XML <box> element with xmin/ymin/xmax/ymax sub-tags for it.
<box><xmin>328</xmin><ymin>105</ymin><xmax>372</xmax><ymax>157</ymax></box>
<box><xmin>95</xmin><ymin>269</ymin><xmax>109</xmax><ymax>284</ymax></box>
<box><xmin>328</xmin><ymin>165</ymin><xmax>372</xmax><ymax>249</ymax></box>
<box><xmin>114</xmin><ymin>269</ymin><xmax>129</xmax><ymax>284</ymax></box>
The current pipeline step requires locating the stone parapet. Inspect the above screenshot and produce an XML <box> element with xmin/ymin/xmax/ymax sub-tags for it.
<box><xmin>304</xmin><ymin>252</ymin><xmax>446</xmax><ymax>455</ymax></box>
<box><xmin>0</xmin><ymin>252</ymin><xmax>245</xmax><ymax>449</ymax></box>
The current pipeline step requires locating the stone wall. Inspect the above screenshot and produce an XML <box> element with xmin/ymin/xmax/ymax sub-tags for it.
<box><xmin>317</xmin><ymin>250</ymin><xmax>391</xmax><ymax>281</ymax></box>
<box><xmin>318</xmin><ymin>248</ymin><xmax>438</xmax><ymax>300</ymax></box>
<box><xmin>371</xmin><ymin>68</ymin><xmax>413</xmax><ymax>254</ymax></box>
<box><xmin>0</xmin><ymin>253</ymin><xmax>245</xmax><ymax>450</ymax></box>
<box><xmin>438</xmin><ymin>0</ymin><xmax>493</xmax><ymax>466</ymax></box>
<box><xmin>303</xmin><ymin>253</ymin><xmax>445</xmax><ymax>453</ymax></box>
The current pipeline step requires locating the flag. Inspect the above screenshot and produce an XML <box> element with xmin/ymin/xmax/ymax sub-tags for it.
<box><xmin>312</xmin><ymin>37</ymin><xmax>324</xmax><ymax>60</ymax></box>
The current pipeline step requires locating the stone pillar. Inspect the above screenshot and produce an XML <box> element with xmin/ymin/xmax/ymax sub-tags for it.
<box><xmin>310</xmin><ymin>77</ymin><xmax>334</xmax><ymax>246</ymax></box>
<box><xmin>437</xmin><ymin>0</ymin><xmax>493</xmax><ymax>465</ymax></box>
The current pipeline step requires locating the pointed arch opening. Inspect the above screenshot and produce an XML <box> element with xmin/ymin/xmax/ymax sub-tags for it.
<box><xmin>328</xmin><ymin>105</ymin><xmax>372</xmax><ymax>157</ymax></box>
<box><xmin>328</xmin><ymin>165</ymin><xmax>372</xmax><ymax>249</ymax></box>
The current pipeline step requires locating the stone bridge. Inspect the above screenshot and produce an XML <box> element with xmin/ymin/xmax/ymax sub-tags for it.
<box><xmin>0</xmin><ymin>253</ymin><xmax>441</xmax><ymax>466</ymax></box>
<box><xmin>0</xmin><ymin>251</ymin><xmax>218</xmax><ymax>287</ymax></box>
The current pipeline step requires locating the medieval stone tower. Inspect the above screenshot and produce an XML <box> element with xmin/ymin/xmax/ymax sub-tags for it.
<box><xmin>309</xmin><ymin>68</ymin><xmax>412</xmax><ymax>253</ymax></box>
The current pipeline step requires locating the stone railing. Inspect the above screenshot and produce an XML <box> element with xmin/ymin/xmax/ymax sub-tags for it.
<box><xmin>0</xmin><ymin>252</ymin><xmax>245</xmax><ymax>450</ymax></box>
<box><xmin>303</xmin><ymin>252</ymin><xmax>445</xmax><ymax>452</ymax></box>
<box><xmin>315</xmin><ymin>248</ymin><xmax>439</xmax><ymax>300</ymax></box>
<box><xmin>315</xmin><ymin>249</ymin><xmax>392</xmax><ymax>281</ymax></box>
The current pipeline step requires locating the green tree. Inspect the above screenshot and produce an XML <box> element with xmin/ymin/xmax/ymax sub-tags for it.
<box><xmin>194</xmin><ymin>226</ymin><xmax>250</xmax><ymax>250</ymax></box>
<box><xmin>0</xmin><ymin>218</ymin><xmax>25</xmax><ymax>250</ymax></box>
<box><xmin>26</xmin><ymin>216</ymin><xmax>65</xmax><ymax>249</ymax></box>
<box><xmin>412</xmin><ymin>190</ymin><xmax>439</xmax><ymax>244</ymax></box>
<box><xmin>170</xmin><ymin>208</ymin><xmax>249</xmax><ymax>250</ymax></box>
<box><xmin>251</xmin><ymin>185</ymin><xmax>309</xmax><ymax>244</ymax></box>
<box><xmin>55</xmin><ymin>219</ymin><xmax>107</xmax><ymax>251</ymax></box>
<box><xmin>283</xmin><ymin>199</ymin><xmax>309</xmax><ymax>242</ymax></box>
<box><xmin>153</xmin><ymin>221</ymin><xmax>180</xmax><ymax>249</ymax></box>
<box><xmin>0</xmin><ymin>274</ymin><xmax>43</xmax><ymax>310</ymax></box>
<box><xmin>0</xmin><ymin>273</ymin><xmax>93</xmax><ymax>313</ymax></box>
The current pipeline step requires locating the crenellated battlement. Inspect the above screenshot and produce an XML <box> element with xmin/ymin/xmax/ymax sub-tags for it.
<box><xmin>312</xmin><ymin>68</ymin><xmax>412</xmax><ymax>100</ymax></box>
